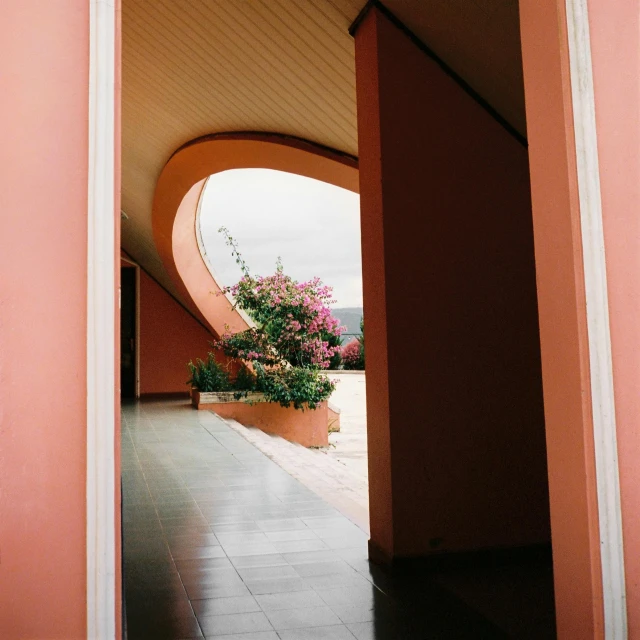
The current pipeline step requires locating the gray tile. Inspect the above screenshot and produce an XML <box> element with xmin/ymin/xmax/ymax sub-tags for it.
<box><xmin>272</xmin><ymin>539</ymin><xmax>329</xmax><ymax>553</ymax></box>
<box><xmin>197</xmin><ymin>611</ymin><xmax>273</xmax><ymax>636</ymax></box>
<box><xmin>255</xmin><ymin>590</ymin><xmax>325</xmax><ymax>611</ymax></box>
<box><xmin>236</xmin><ymin>564</ymin><xmax>299</xmax><ymax>582</ymax></box>
<box><xmin>293</xmin><ymin>561</ymin><xmax>356</xmax><ymax>578</ymax></box>
<box><xmin>246</xmin><ymin>576</ymin><xmax>309</xmax><ymax>595</ymax></box>
<box><xmin>264</xmin><ymin>529</ymin><xmax>319</xmax><ymax>542</ymax></box>
<box><xmin>192</xmin><ymin>595</ymin><xmax>261</xmax><ymax>617</ymax></box>
<box><xmin>202</xmin><ymin>633</ymin><xmax>279</xmax><ymax>640</ymax></box>
<box><xmin>265</xmin><ymin>605</ymin><xmax>341</xmax><ymax>630</ymax></box>
<box><xmin>229</xmin><ymin>554</ymin><xmax>288</xmax><ymax>569</ymax></box>
<box><xmin>277</xmin><ymin>626</ymin><xmax>356</xmax><ymax>640</ymax></box>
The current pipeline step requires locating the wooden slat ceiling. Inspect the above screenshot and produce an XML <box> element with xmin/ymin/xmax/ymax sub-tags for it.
<box><xmin>122</xmin><ymin>0</ymin><xmax>524</xmax><ymax>297</ymax></box>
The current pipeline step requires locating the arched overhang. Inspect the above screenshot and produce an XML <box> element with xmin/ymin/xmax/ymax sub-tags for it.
<box><xmin>152</xmin><ymin>132</ymin><xmax>359</xmax><ymax>337</ymax></box>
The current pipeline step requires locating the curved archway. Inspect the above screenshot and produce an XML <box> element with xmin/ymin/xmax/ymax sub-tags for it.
<box><xmin>152</xmin><ymin>132</ymin><xmax>359</xmax><ymax>337</ymax></box>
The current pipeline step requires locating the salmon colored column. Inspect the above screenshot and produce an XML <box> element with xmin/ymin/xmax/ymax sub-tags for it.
<box><xmin>354</xmin><ymin>6</ymin><xmax>550</xmax><ymax>562</ymax></box>
<box><xmin>0</xmin><ymin>1</ymin><xmax>90</xmax><ymax>638</ymax></box>
<box><xmin>519</xmin><ymin>1</ymin><xmax>603</xmax><ymax>637</ymax></box>
<box><xmin>588</xmin><ymin>0</ymin><xmax>640</xmax><ymax>634</ymax></box>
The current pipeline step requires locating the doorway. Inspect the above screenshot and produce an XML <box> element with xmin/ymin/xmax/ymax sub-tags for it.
<box><xmin>120</xmin><ymin>266</ymin><xmax>137</xmax><ymax>399</ymax></box>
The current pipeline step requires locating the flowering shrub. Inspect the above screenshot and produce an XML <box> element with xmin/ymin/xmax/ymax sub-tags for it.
<box><xmin>254</xmin><ymin>363</ymin><xmax>335</xmax><ymax>410</ymax></box>
<box><xmin>204</xmin><ymin>228</ymin><xmax>344</xmax><ymax>410</ymax></box>
<box><xmin>341</xmin><ymin>339</ymin><xmax>364</xmax><ymax>370</ymax></box>
<box><xmin>219</xmin><ymin>271</ymin><xmax>344</xmax><ymax>369</ymax></box>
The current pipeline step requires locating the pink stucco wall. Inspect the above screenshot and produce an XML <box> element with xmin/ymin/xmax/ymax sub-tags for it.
<box><xmin>588</xmin><ymin>0</ymin><xmax>640</xmax><ymax>633</ymax></box>
<box><xmin>139</xmin><ymin>270</ymin><xmax>217</xmax><ymax>396</ymax></box>
<box><xmin>0</xmin><ymin>1</ymin><xmax>90</xmax><ymax>636</ymax></box>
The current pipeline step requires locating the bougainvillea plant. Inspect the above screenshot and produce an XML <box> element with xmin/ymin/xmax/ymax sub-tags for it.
<box><xmin>341</xmin><ymin>317</ymin><xmax>365</xmax><ymax>370</ymax></box>
<box><xmin>207</xmin><ymin>228</ymin><xmax>345</xmax><ymax>409</ymax></box>
<box><xmin>341</xmin><ymin>338</ymin><xmax>364</xmax><ymax>370</ymax></box>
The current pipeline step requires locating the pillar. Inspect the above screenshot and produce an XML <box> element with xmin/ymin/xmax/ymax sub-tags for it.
<box><xmin>353</xmin><ymin>4</ymin><xmax>550</xmax><ymax>565</ymax></box>
<box><xmin>0</xmin><ymin>0</ymin><xmax>121</xmax><ymax>637</ymax></box>
<box><xmin>0</xmin><ymin>1</ymin><xmax>90</xmax><ymax>637</ymax></box>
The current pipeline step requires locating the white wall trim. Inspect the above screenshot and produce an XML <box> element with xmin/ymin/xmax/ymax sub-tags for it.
<box><xmin>565</xmin><ymin>1</ymin><xmax>627</xmax><ymax>637</ymax></box>
<box><xmin>87</xmin><ymin>0</ymin><xmax>117</xmax><ymax>637</ymax></box>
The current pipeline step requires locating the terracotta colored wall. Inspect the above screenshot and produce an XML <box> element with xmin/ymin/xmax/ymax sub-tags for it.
<box><xmin>0</xmin><ymin>1</ymin><xmax>89</xmax><ymax>637</ymax></box>
<box><xmin>139</xmin><ymin>270</ymin><xmax>216</xmax><ymax>395</ymax></box>
<box><xmin>198</xmin><ymin>401</ymin><xmax>329</xmax><ymax>448</ymax></box>
<box><xmin>355</xmin><ymin>8</ymin><xmax>550</xmax><ymax>559</ymax></box>
<box><xmin>519</xmin><ymin>1</ymin><xmax>604</xmax><ymax>636</ymax></box>
<box><xmin>588</xmin><ymin>0</ymin><xmax>640</xmax><ymax>633</ymax></box>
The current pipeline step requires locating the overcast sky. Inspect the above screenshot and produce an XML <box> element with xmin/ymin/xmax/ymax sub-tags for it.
<box><xmin>198</xmin><ymin>168</ymin><xmax>363</xmax><ymax>308</ymax></box>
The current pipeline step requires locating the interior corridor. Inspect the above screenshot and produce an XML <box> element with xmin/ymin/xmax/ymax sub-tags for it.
<box><xmin>122</xmin><ymin>401</ymin><xmax>553</xmax><ymax>639</ymax></box>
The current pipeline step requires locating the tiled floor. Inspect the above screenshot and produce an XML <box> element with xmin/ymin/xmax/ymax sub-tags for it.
<box><xmin>122</xmin><ymin>400</ymin><xmax>552</xmax><ymax>639</ymax></box>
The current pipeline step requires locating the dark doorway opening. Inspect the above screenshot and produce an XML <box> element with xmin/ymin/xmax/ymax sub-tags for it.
<box><xmin>121</xmin><ymin>266</ymin><xmax>137</xmax><ymax>398</ymax></box>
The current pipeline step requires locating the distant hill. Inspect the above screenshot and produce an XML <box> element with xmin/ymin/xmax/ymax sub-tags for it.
<box><xmin>332</xmin><ymin>307</ymin><xmax>363</xmax><ymax>344</ymax></box>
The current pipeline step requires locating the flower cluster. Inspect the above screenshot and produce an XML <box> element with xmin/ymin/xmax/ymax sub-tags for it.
<box><xmin>216</xmin><ymin>267</ymin><xmax>345</xmax><ymax>370</ymax></box>
<box><xmin>341</xmin><ymin>339</ymin><xmax>364</xmax><ymax>370</ymax></box>
<box><xmin>204</xmin><ymin>228</ymin><xmax>345</xmax><ymax>411</ymax></box>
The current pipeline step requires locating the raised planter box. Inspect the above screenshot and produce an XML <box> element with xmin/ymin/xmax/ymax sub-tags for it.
<box><xmin>191</xmin><ymin>390</ymin><xmax>332</xmax><ymax>447</ymax></box>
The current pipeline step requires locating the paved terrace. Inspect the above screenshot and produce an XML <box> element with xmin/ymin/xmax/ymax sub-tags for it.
<box><xmin>122</xmin><ymin>400</ymin><xmax>554</xmax><ymax>639</ymax></box>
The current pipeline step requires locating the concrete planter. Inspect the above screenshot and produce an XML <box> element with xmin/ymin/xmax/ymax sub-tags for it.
<box><xmin>191</xmin><ymin>390</ymin><xmax>264</xmax><ymax>406</ymax></box>
<box><xmin>191</xmin><ymin>389</ymin><xmax>335</xmax><ymax>447</ymax></box>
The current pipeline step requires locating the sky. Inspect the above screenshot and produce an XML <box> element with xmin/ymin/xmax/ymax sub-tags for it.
<box><xmin>198</xmin><ymin>168</ymin><xmax>363</xmax><ymax>308</ymax></box>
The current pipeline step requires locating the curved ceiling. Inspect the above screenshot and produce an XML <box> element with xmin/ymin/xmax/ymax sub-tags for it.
<box><xmin>122</xmin><ymin>0</ymin><xmax>524</xmax><ymax>299</ymax></box>
<box><xmin>153</xmin><ymin>134</ymin><xmax>358</xmax><ymax>335</ymax></box>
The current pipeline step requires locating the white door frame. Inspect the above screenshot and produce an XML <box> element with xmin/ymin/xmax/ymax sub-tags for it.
<box><xmin>87</xmin><ymin>0</ymin><xmax>117</xmax><ymax>637</ymax></box>
<box><xmin>565</xmin><ymin>0</ymin><xmax>627</xmax><ymax>636</ymax></box>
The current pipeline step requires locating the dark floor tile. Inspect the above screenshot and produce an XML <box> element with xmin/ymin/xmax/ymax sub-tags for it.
<box><xmin>126</xmin><ymin>612</ymin><xmax>203</xmax><ymax>639</ymax></box>
<box><xmin>179</xmin><ymin>567</ymin><xmax>244</xmax><ymax>590</ymax></box>
<box><xmin>172</xmin><ymin>545</ymin><xmax>226</xmax><ymax>561</ymax></box>
<box><xmin>174</xmin><ymin>557</ymin><xmax>234</xmax><ymax>573</ymax></box>
<box><xmin>168</xmin><ymin>533</ymin><xmax>221</xmax><ymax>550</ymax></box>
<box><xmin>185</xmin><ymin>582</ymin><xmax>252</xmax><ymax>601</ymax></box>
